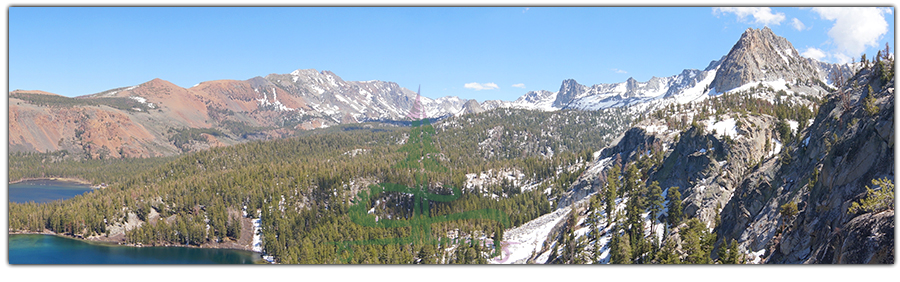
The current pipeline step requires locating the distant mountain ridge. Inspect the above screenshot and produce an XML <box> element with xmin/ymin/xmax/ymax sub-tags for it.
<box><xmin>505</xmin><ymin>27</ymin><xmax>854</xmax><ymax>112</ymax></box>
<box><xmin>9</xmin><ymin>27</ymin><xmax>854</xmax><ymax>159</ymax></box>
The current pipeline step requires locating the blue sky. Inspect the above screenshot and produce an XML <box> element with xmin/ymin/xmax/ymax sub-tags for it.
<box><xmin>8</xmin><ymin>6</ymin><xmax>895</xmax><ymax>101</ymax></box>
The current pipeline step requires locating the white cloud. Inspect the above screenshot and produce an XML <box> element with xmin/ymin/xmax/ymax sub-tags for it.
<box><xmin>801</xmin><ymin>47</ymin><xmax>827</xmax><ymax>61</ymax></box>
<box><xmin>511</xmin><ymin>83</ymin><xmax>526</xmax><ymax>88</ymax></box>
<box><xmin>523</xmin><ymin>7</ymin><xmax>529</xmax><ymax>13</ymax></box>
<box><xmin>832</xmin><ymin>53</ymin><xmax>853</xmax><ymax>64</ymax></box>
<box><xmin>812</xmin><ymin>7</ymin><xmax>891</xmax><ymax>63</ymax></box>
<box><xmin>713</xmin><ymin>7</ymin><xmax>786</xmax><ymax>26</ymax></box>
<box><xmin>464</xmin><ymin>82</ymin><xmax>499</xmax><ymax>91</ymax></box>
<box><xmin>612</xmin><ymin>68</ymin><xmax>628</xmax><ymax>74</ymax></box>
<box><xmin>791</xmin><ymin>18</ymin><xmax>806</xmax><ymax>31</ymax></box>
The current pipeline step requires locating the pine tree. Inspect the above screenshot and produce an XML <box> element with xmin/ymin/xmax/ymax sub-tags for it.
<box><xmin>728</xmin><ymin>238</ymin><xmax>742</xmax><ymax>263</ymax></box>
<box><xmin>604</xmin><ymin>164</ymin><xmax>621</xmax><ymax>226</ymax></box>
<box><xmin>680</xmin><ymin>218</ymin><xmax>710</xmax><ymax>264</ymax></box>
<box><xmin>716</xmin><ymin>238</ymin><xmax>729</xmax><ymax>264</ymax></box>
<box><xmin>610</xmin><ymin>228</ymin><xmax>632</xmax><ymax>264</ymax></box>
<box><xmin>624</xmin><ymin>163</ymin><xmax>641</xmax><ymax>195</ymax></box>
<box><xmin>864</xmin><ymin>85</ymin><xmax>879</xmax><ymax>116</ymax></box>
<box><xmin>492</xmin><ymin>223</ymin><xmax>504</xmax><ymax>258</ymax></box>
<box><xmin>667</xmin><ymin>186</ymin><xmax>683</xmax><ymax>227</ymax></box>
<box><xmin>848</xmin><ymin>177</ymin><xmax>895</xmax><ymax>214</ymax></box>
<box><xmin>648</xmin><ymin>181</ymin><xmax>664</xmax><ymax>229</ymax></box>
<box><xmin>624</xmin><ymin>199</ymin><xmax>643</xmax><ymax>262</ymax></box>
<box><xmin>657</xmin><ymin>239</ymin><xmax>680</xmax><ymax>264</ymax></box>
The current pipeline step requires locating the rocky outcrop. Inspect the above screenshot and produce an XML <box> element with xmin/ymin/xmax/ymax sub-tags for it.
<box><xmin>557</xmin><ymin>111</ymin><xmax>780</xmax><ymax>225</ymax></box>
<box><xmin>836</xmin><ymin>210</ymin><xmax>893</xmax><ymax>264</ymax></box>
<box><xmin>715</xmin><ymin>64</ymin><xmax>894</xmax><ymax>264</ymax></box>
<box><xmin>555</xmin><ymin>127</ymin><xmax>661</xmax><ymax>208</ymax></box>
<box><xmin>655</xmin><ymin>115</ymin><xmax>778</xmax><ymax>227</ymax></box>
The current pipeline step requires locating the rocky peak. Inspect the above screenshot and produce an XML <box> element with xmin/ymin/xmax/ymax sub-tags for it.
<box><xmin>517</xmin><ymin>90</ymin><xmax>554</xmax><ymax>104</ymax></box>
<box><xmin>142</xmin><ymin>78</ymin><xmax>177</xmax><ymax>88</ymax></box>
<box><xmin>623</xmin><ymin>77</ymin><xmax>640</xmax><ymax>96</ymax></box>
<box><xmin>460</xmin><ymin>99</ymin><xmax>485</xmax><ymax>115</ymax></box>
<box><xmin>709</xmin><ymin>27</ymin><xmax>821</xmax><ymax>93</ymax></box>
<box><xmin>553</xmin><ymin>79</ymin><xmax>586</xmax><ymax>108</ymax></box>
<box><xmin>321</xmin><ymin>70</ymin><xmax>344</xmax><ymax>83</ymax></box>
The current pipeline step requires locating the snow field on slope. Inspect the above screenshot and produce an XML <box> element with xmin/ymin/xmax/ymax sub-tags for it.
<box><xmin>674</xmin><ymin>69</ymin><xmax>718</xmax><ymax>104</ymax></box>
<box><xmin>491</xmin><ymin>206</ymin><xmax>572</xmax><ymax>264</ymax></box>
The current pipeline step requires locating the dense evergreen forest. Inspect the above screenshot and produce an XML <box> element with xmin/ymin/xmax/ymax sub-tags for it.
<box><xmin>9</xmin><ymin>151</ymin><xmax>176</xmax><ymax>185</ymax></box>
<box><xmin>8</xmin><ymin>108</ymin><xmax>630</xmax><ymax>264</ymax></box>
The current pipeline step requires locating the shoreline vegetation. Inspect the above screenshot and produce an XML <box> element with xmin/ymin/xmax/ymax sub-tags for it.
<box><xmin>8</xmin><ymin>230</ymin><xmax>267</xmax><ymax>263</ymax></box>
<box><xmin>8</xmin><ymin>177</ymin><xmax>106</xmax><ymax>189</ymax></box>
<box><xmin>9</xmin><ymin>232</ymin><xmax>268</xmax><ymax>264</ymax></box>
<box><xmin>9</xmin><ymin>178</ymin><xmax>267</xmax><ymax>263</ymax></box>
<box><xmin>8</xmin><ymin>217</ymin><xmax>259</xmax><ymax>252</ymax></box>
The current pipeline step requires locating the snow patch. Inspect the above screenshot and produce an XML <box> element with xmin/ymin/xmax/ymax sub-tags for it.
<box><xmin>726</xmin><ymin>79</ymin><xmax>791</xmax><ymax>95</ymax></box>
<box><xmin>643</xmin><ymin>124</ymin><xmax>669</xmax><ymax>135</ymax></box>
<box><xmin>768</xmin><ymin>138</ymin><xmax>783</xmax><ymax>158</ymax></box>
<box><xmin>787</xmin><ymin>120</ymin><xmax>799</xmax><ymax>134</ymax></box>
<box><xmin>251</xmin><ymin>217</ymin><xmax>263</xmax><ymax>252</ymax></box>
<box><xmin>129</xmin><ymin>96</ymin><xmax>156</xmax><ymax>108</ymax></box>
<box><xmin>705</xmin><ymin>117</ymin><xmax>739</xmax><ymax>139</ymax></box>
<box><xmin>129</xmin><ymin>96</ymin><xmax>147</xmax><ymax>104</ymax></box>
<box><xmin>748</xmin><ymin>248</ymin><xmax>766</xmax><ymax>264</ymax></box>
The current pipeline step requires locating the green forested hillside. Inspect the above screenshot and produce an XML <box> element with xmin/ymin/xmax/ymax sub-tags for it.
<box><xmin>8</xmin><ymin>108</ymin><xmax>630</xmax><ymax>264</ymax></box>
<box><xmin>9</xmin><ymin>151</ymin><xmax>177</xmax><ymax>185</ymax></box>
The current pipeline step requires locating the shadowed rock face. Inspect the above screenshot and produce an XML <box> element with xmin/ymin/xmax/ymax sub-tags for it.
<box><xmin>553</xmin><ymin>79</ymin><xmax>587</xmax><ymax>108</ymax></box>
<box><xmin>715</xmin><ymin>65</ymin><xmax>894</xmax><ymax>264</ymax></box>
<box><xmin>836</xmin><ymin>210</ymin><xmax>894</xmax><ymax>264</ymax></box>
<box><xmin>710</xmin><ymin>27</ymin><xmax>822</xmax><ymax>93</ymax></box>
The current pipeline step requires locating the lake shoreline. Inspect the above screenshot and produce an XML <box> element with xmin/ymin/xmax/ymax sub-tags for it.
<box><xmin>8</xmin><ymin>177</ymin><xmax>102</xmax><ymax>188</ymax></box>
<box><xmin>9</xmin><ymin>233</ymin><xmax>266</xmax><ymax>264</ymax></box>
<box><xmin>8</xmin><ymin>229</ymin><xmax>256</xmax><ymax>252</ymax></box>
<box><xmin>9</xmin><ymin>179</ymin><xmax>269</xmax><ymax>263</ymax></box>
<box><xmin>8</xmin><ymin>231</ymin><xmax>267</xmax><ymax>263</ymax></box>
<box><xmin>8</xmin><ymin>223</ymin><xmax>268</xmax><ymax>263</ymax></box>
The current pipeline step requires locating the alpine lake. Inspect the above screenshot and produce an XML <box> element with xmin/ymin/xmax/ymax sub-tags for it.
<box><xmin>8</xmin><ymin>179</ymin><xmax>264</xmax><ymax>264</ymax></box>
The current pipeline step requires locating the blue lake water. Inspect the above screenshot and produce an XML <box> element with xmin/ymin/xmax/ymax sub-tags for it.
<box><xmin>9</xmin><ymin>234</ymin><xmax>263</xmax><ymax>264</ymax></box>
<box><xmin>8</xmin><ymin>179</ymin><xmax>264</xmax><ymax>264</ymax></box>
<box><xmin>8</xmin><ymin>179</ymin><xmax>94</xmax><ymax>203</ymax></box>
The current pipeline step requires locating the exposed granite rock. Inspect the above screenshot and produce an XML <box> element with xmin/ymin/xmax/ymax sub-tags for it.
<box><xmin>837</xmin><ymin>210</ymin><xmax>894</xmax><ymax>264</ymax></box>
<box><xmin>716</xmin><ymin>63</ymin><xmax>894</xmax><ymax>264</ymax></box>
<box><xmin>710</xmin><ymin>27</ymin><xmax>827</xmax><ymax>93</ymax></box>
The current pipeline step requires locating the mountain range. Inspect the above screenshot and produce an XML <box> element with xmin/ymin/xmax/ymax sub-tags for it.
<box><xmin>8</xmin><ymin>27</ymin><xmax>855</xmax><ymax>159</ymax></box>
